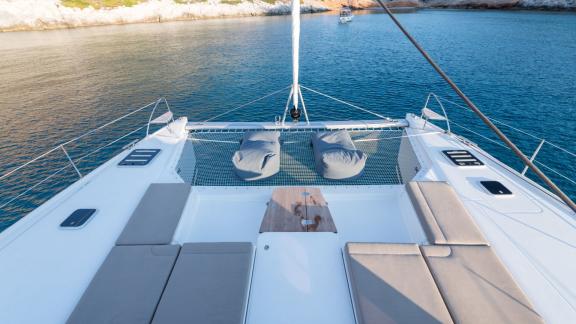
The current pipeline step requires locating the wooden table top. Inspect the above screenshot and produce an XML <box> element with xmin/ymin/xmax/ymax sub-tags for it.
<box><xmin>260</xmin><ymin>187</ymin><xmax>337</xmax><ymax>233</ymax></box>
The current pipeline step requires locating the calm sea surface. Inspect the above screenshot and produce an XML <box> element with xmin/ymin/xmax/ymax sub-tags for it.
<box><xmin>0</xmin><ymin>10</ymin><xmax>575</xmax><ymax>230</ymax></box>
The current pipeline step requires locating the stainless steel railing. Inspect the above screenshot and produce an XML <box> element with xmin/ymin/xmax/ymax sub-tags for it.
<box><xmin>376</xmin><ymin>0</ymin><xmax>575</xmax><ymax>212</ymax></box>
<box><xmin>423</xmin><ymin>92</ymin><xmax>576</xmax><ymax>198</ymax></box>
<box><xmin>0</xmin><ymin>98</ymin><xmax>172</xmax><ymax>226</ymax></box>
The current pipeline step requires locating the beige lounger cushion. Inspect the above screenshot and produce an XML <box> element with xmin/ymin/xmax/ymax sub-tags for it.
<box><xmin>116</xmin><ymin>183</ymin><xmax>191</xmax><ymax>245</ymax></box>
<box><xmin>67</xmin><ymin>245</ymin><xmax>180</xmax><ymax>324</ymax></box>
<box><xmin>345</xmin><ymin>243</ymin><xmax>453</xmax><ymax>324</ymax></box>
<box><xmin>406</xmin><ymin>181</ymin><xmax>487</xmax><ymax>245</ymax></box>
<box><xmin>152</xmin><ymin>242</ymin><xmax>254</xmax><ymax>324</ymax></box>
<box><xmin>421</xmin><ymin>245</ymin><xmax>544</xmax><ymax>324</ymax></box>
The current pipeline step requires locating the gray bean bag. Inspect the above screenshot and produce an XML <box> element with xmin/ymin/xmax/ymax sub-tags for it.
<box><xmin>311</xmin><ymin>130</ymin><xmax>367</xmax><ymax>180</ymax></box>
<box><xmin>232</xmin><ymin>131</ymin><xmax>280</xmax><ymax>181</ymax></box>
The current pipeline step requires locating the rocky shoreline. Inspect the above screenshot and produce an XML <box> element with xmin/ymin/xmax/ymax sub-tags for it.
<box><xmin>0</xmin><ymin>0</ymin><xmax>328</xmax><ymax>32</ymax></box>
<box><xmin>0</xmin><ymin>0</ymin><xmax>574</xmax><ymax>33</ymax></box>
<box><xmin>342</xmin><ymin>0</ymin><xmax>575</xmax><ymax>10</ymax></box>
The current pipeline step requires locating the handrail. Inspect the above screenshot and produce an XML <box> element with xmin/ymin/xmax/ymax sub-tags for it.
<box><xmin>535</xmin><ymin>161</ymin><xmax>576</xmax><ymax>186</ymax></box>
<box><xmin>429</xmin><ymin>92</ymin><xmax>576</xmax><ymax>157</ymax></box>
<box><xmin>146</xmin><ymin>97</ymin><xmax>173</xmax><ymax>136</ymax></box>
<box><xmin>450</xmin><ymin>120</ymin><xmax>510</xmax><ymax>150</ymax></box>
<box><xmin>0</xmin><ymin>98</ymin><xmax>167</xmax><ymax>216</ymax></box>
<box><xmin>428</xmin><ymin>92</ymin><xmax>576</xmax><ymax>167</ymax></box>
<box><xmin>61</xmin><ymin>145</ymin><xmax>82</xmax><ymax>179</ymax></box>
<box><xmin>74</xmin><ymin>125</ymin><xmax>148</xmax><ymax>165</ymax></box>
<box><xmin>433</xmin><ymin>96</ymin><xmax>542</xmax><ymax>141</ymax></box>
<box><xmin>0</xmin><ymin>99</ymin><xmax>157</xmax><ymax>182</ymax></box>
<box><xmin>0</xmin><ymin>163</ymin><xmax>72</xmax><ymax>211</ymax></box>
<box><xmin>425</xmin><ymin>94</ymin><xmax>575</xmax><ymax>201</ymax></box>
<box><xmin>376</xmin><ymin>0</ymin><xmax>576</xmax><ymax>213</ymax></box>
<box><xmin>0</xmin><ymin>124</ymin><xmax>148</xmax><ymax>211</ymax></box>
<box><xmin>522</xmin><ymin>139</ymin><xmax>546</xmax><ymax>176</ymax></box>
<box><xmin>422</xmin><ymin>93</ymin><xmax>451</xmax><ymax>133</ymax></box>
<box><xmin>435</xmin><ymin>96</ymin><xmax>576</xmax><ymax>161</ymax></box>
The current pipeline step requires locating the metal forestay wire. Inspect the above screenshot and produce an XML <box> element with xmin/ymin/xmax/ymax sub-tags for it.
<box><xmin>203</xmin><ymin>85</ymin><xmax>291</xmax><ymax>122</ymax></box>
<box><xmin>199</xmin><ymin>83</ymin><xmax>393</xmax><ymax>124</ymax></box>
<box><xmin>300</xmin><ymin>85</ymin><xmax>392</xmax><ymax>121</ymax></box>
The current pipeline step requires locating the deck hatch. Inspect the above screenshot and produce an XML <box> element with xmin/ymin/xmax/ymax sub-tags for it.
<box><xmin>480</xmin><ymin>181</ymin><xmax>512</xmax><ymax>195</ymax></box>
<box><xmin>60</xmin><ymin>209</ymin><xmax>96</xmax><ymax>228</ymax></box>
<box><xmin>442</xmin><ymin>150</ymin><xmax>484</xmax><ymax>167</ymax></box>
<box><xmin>118</xmin><ymin>149</ymin><xmax>160</xmax><ymax>166</ymax></box>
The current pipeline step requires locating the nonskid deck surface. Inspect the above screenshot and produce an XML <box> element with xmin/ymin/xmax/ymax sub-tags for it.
<box><xmin>177</xmin><ymin>129</ymin><xmax>404</xmax><ymax>186</ymax></box>
<box><xmin>1</xmin><ymin>118</ymin><xmax>576</xmax><ymax>323</ymax></box>
<box><xmin>169</xmin><ymin>186</ymin><xmax>426</xmax><ymax>324</ymax></box>
<box><xmin>66</xmin><ymin>181</ymin><xmax>546</xmax><ymax>324</ymax></box>
<box><xmin>174</xmin><ymin>186</ymin><xmax>423</xmax><ymax>245</ymax></box>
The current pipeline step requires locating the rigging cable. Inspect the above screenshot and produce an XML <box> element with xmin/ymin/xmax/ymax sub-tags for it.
<box><xmin>203</xmin><ymin>85</ymin><xmax>291</xmax><ymax>122</ymax></box>
<box><xmin>374</xmin><ymin>0</ymin><xmax>576</xmax><ymax>213</ymax></box>
<box><xmin>300</xmin><ymin>85</ymin><xmax>392</xmax><ymax>120</ymax></box>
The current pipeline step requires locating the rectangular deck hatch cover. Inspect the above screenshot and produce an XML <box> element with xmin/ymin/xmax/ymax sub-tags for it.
<box><xmin>119</xmin><ymin>149</ymin><xmax>160</xmax><ymax>166</ymax></box>
<box><xmin>442</xmin><ymin>150</ymin><xmax>484</xmax><ymax>167</ymax></box>
<box><xmin>480</xmin><ymin>181</ymin><xmax>512</xmax><ymax>195</ymax></box>
<box><xmin>60</xmin><ymin>209</ymin><xmax>96</xmax><ymax>228</ymax></box>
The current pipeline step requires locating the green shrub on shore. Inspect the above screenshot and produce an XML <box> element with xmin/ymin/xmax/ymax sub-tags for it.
<box><xmin>220</xmin><ymin>0</ymin><xmax>242</xmax><ymax>4</ymax></box>
<box><xmin>61</xmin><ymin>0</ymin><xmax>145</xmax><ymax>9</ymax></box>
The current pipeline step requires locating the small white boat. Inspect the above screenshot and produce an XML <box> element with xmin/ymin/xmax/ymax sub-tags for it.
<box><xmin>339</xmin><ymin>6</ymin><xmax>353</xmax><ymax>24</ymax></box>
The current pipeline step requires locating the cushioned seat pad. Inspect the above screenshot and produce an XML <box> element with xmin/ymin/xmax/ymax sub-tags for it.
<box><xmin>345</xmin><ymin>243</ymin><xmax>453</xmax><ymax>324</ymax></box>
<box><xmin>421</xmin><ymin>245</ymin><xmax>544</xmax><ymax>324</ymax></box>
<box><xmin>406</xmin><ymin>181</ymin><xmax>487</xmax><ymax>245</ymax></box>
<box><xmin>116</xmin><ymin>183</ymin><xmax>191</xmax><ymax>245</ymax></box>
<box><xmin>67</xmin><ymin>245</ymin><xmax>180</xmax><ymax>324</ymax></box>
<box><xmin>152</xmin><ymin>242</ymin><xmax>254</xmax><ymax>324</ymax></box>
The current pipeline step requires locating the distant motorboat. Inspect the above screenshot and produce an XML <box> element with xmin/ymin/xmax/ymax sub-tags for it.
<box><xmin>339</xmin><ymin>6</ymin><xmax>353</xmax><ymax>24</ymax></box>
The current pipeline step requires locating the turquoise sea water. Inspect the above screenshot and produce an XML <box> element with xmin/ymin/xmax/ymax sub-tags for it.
<box><xmin>0</xmin><ymin>10</ymin><xmax>575</xmax><ymax>231</ymax></box>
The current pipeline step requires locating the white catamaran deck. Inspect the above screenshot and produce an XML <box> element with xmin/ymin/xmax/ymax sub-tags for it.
<box><xmin>406</xmin><ymin>115</ymin><xmax>576</xmax><ymax>323</ymax></box>
<box><xmin>0</xmin><ymin>116</ymin><xmax>575</xmax><ymax>324</ymax></box>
